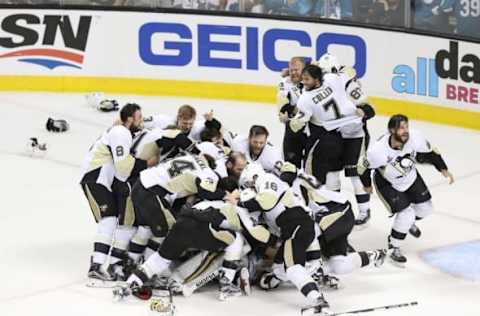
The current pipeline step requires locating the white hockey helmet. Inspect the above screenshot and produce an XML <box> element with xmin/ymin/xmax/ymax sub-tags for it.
<box><xmin>85</xmin><ymin>92</ymin><xmax>105</xmax><ymax>108</ymax></box>
<box><xmin>239</xmin><ymin>162</ymin><xmax>265</xmax><ymax>188</ymax></box>
<box><xmin>317</xmin><ymin>53</ymin><xmax>340</xmax><ymax>73</ymax></box>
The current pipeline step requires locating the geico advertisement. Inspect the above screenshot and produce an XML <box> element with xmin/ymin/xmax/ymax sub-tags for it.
<box><xmin>0</xmin><ymin>9</ymin><xmax>479</xmax><ymax>112</ymax></box>
<box><xmin>0</xmin><ymin>10</ymin><xmax>367</xmax><ymax>83</ymax></box>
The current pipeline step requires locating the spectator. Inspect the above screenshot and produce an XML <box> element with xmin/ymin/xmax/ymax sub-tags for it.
<box><xmin>413</xmin><ymin>0</ymin><xmax>455</xmax><ymax>33</ymax></box>
<box><xmin>222</xmin><ymin>0</ymin><xmax>264</xmax><ymax>12</ymax></box>
<box><xmin>352</xmin><ymin>0</ymin><xmax>404</xmax><ymax>26</ymax></box>
<box><xmin>123</xmin><ymin>0</ymin><xmax>173</xmax><ymax>7</ymax></box>
<box><xmin>63</xmin><ymin>0</ymin><xmax>126</xmax><ymax>5</ymax></box>
<box><xmin>338</xmin><ymin>0</ymin><xmax>353</xmax><ymax>19</ymax></box>
<box><xmin>451</xmin><ymin>0</ymin><xmax>480</xmax><ymax>38</ymax></box>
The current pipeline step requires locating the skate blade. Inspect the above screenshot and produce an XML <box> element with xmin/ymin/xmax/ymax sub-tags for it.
<box><xmin>388</xmin><ymin>258</ymin><xmax>406</xmax><ymax>268</ymax></box>
<box><xmin>152</xmin><ymin>289</ymin><xmax>172</xmax><ymax>298</ymax></box>
<box><xmin>353</xmin><ymin>222</ymin><xmax>370</xmax><ymax>231</ymax></box>
<box><xmin>301</xmin><ymin>306</ymin><xmax>333</xmax><ymax>315</ymax></box>
<box><xmin>319</xmin><ymin>283</ymin><xmax>340</xmax><ymax>291</ymax></box>
<box><xmin>218</xmin><ymin>292</ymin><xmax>242</xmax><ymax>301</ymax></box>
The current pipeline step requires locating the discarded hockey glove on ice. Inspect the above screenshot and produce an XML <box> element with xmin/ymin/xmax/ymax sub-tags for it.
<box><xmin>97</xmin><ymin>99</ymin><xmax>119</xmax><ymax>112</ymax></box>
<box><xmin>46</xmin><ymin>118</ymin><xmax>69</xmax><ymax>132</ymax></box>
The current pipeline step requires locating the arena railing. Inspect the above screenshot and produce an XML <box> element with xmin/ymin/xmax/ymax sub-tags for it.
<box><xmin>0</xmin><ymin>0</ymin><xmax>478</xmax><ymax>44</ymax></box>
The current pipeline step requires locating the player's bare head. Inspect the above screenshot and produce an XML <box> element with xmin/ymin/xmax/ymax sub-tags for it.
<box><xmin>177</xmin><ymin>104</ymin><xmax>196</xmax><ymax>134</ymax></box>
<box><xmin>289</xmin><ymin>57</ymin><xmax>306</xmax><ymax>83</ymax></box>
<box><xmin>226</xmin><ymin>151</ymin><xmax>248</xmax><ymax>179</ymax></box>
<box><xmin>302</xmin><ymin>64</ymin><xmax>323</xmax><ymax>91</ymax></box>
<box><xmin>248</xmin><ymin>125</ymin><xmax>269</xmax><ymax>157</ymax></box>
<box><xmin>200</xmin><ymin>127</ymin><xmax>223</xmax><ymax>146</ymax></box>
<box><xmin>120</xmin><ymin>103</ymin><xmax>142</xmax><ymax>131</ymax></box>
<box><xmin>388</xmin><ymin>114</ymin><xmax>409</xmax><ymax>144</ymax></box>
<box><xmin>218</xmin><ymin>176</ymin><xmax>240</xmax><ymax>193</ymax></box>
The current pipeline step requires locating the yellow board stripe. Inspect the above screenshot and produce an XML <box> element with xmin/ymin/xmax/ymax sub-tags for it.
<box><xmin>0</xmin><ymin>75</ymin><xmax>275</xmax><ymax>103</ymax></box>
<box><xmin>369</xmin><ymin>96</ymin><xmax>480</xmax><ymax>131</ymax></box>
<box><xmin>1</xmin><ymin>75</ymin><xmax>479</xmax><ymax>130</ymax></box>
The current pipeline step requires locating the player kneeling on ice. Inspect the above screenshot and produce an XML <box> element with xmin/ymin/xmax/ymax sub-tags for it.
<box><xmin>114</xmin><ymin>177</ymin><xmax>273</xmax><ymax>301</ymax></box>
<box><xmin>124</xmin><ymin>150</ymin><xmax>247</xmax><ymax>268</ymax></box>
<box><xmin>260</xmin><ymin>163</ymin><xmax>386</xmax><ymax>292</ymax></box>
<box><xmin>238</xmin><ymin>163</ymin><xmax>330</xmax><ymax>315</ymax></box>
<box><xmin>358</xmin><ymin>114</ymin><xmax>454</xmax><ymax>266</ymax></box>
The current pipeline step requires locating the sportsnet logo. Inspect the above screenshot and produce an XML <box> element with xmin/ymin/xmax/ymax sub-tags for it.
<box><xmin>0</xmin><ymin>14</ymin><xmax>92</xmax><ymax>70</ymax></box>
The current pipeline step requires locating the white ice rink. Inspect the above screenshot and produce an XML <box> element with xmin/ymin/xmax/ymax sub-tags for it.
<box><xmin>0</xmin><ymin>92</ymin><xmax>479</xmax><ymax>316</ymax></box>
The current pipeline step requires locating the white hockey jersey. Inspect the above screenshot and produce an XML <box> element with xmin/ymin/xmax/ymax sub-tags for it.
<box><xmin>143</xmin><ymin>113</ymin><xmax>205</xmax><ymax>141</ymax></box>
<box><xmin>361</xmin><ymin>130</ymin><xmax>433</xmax><ymax>192</ymax></box>
<box><xmin>278</xmin><ymin>76</ymin><xmax>303</xmax><ymax>108</ymax></box>
<box><xmin>245</xmin><ymin>173</ymin><xmax>307</xmax><ymax>237</ymax></box>
<box><xmin>292</xmin><ymin>72</ymin><xmax>363</xmax><ymax>138</ymax></box>
<box><xmin>131</xmin><ymin>128</ymin><xmax>190</xmax><ymax>161</ymax></box>
<box><xmin>140</xmin><ymin>154</ymin><xmax>219</xmax><ymax>199</ymax></box>
<box><xmin>80</xmin><ymin>125</ymin><xmax>137</xmax><ymax>190</ymax></box>
<box><xmin>230</xmin><ymin>135</ymin><xmax>282</xmax><ymax>172</ymax></box>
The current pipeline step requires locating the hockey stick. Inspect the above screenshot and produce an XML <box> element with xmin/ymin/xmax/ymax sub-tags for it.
<box><xmin>329</xmin><ymin>301</ymin><xmax>418</xmax><ymax>316</ymax></box>
<box><xmin>103</xmin><ymin>217</ymin><xmax>120</xmax><ymax>269</ymax></box>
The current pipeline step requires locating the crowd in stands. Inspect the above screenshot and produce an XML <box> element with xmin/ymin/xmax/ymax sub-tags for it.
<box><xmin>0</xmin><ymin>0</ymin><xmax>478</xmax><ymax>39</ymax></box>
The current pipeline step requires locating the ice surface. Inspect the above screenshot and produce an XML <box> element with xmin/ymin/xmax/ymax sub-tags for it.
<box><xmin>0</xmin><ymin>92</ymin><xmax>479</xmax><ymax>316</ymax></box>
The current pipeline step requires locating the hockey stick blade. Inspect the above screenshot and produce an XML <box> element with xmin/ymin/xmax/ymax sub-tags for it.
<box><xmin>330</xmin><ymin>301</ymin><xmax>418</xmax><ymax>316</ymax></box>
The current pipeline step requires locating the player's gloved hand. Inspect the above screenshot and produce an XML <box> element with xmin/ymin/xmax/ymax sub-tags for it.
<box><xmin>46</xmin><ymin>118</ymin><xmax>69</xmax><ymax>132</ymax></box>
<box><xmin>355</xmin><ymin>107</ymin><xmax>366</xmax><ymax>118</ymax></box>
<box><xmin>112</xmin><ymin>179</ymin><xmax>131</xmax><ymax>197</ymax></box>
<box><xmin>431</xmin><ymin>5</ymin><xmax>440</xmax><ymax>15</ymax></box>
<box><xmin>441</xmin><ymin>169</ymin><xmax>454</xmax><ymax>184</ymax></box>
<box><xmin>97</xmin><ymin>99</ymin><xmax>119</xmax><ymax>112</ymax></box>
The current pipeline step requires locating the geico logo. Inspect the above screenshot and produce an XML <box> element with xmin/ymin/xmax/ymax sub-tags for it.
<box><xmin>0</xmin><ymin>14</ymin><xmax>92</xmax><ymax>51</ymax></box>
<box><xmin>435</xmin><ymin>41</ymin><xmax>480</xmax><ymax>84</ymax></box>
<box><xmin>138</xmin><ymin>22</ymin><xmax>367</xmax><ymax>77</ymax></box>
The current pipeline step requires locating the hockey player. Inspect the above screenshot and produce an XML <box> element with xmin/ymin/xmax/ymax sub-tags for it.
<box><xmin>125</xmin><ymin>153</ymin><xmax>241</xmax><ymax>263</ymax></box>
<box><xmin>358</xmin><ymin>114</ymin><xmax>454</xmax><ymax>265</ymax></box>
<box><xmin>79</xmin><ymin>103</ymin><xmax>157</xmax><ymax>280</ymax></box>
<box><xmin>238</xmin><ymin>163</ymin><xmax>330</xmax><ymax>315</ymax></box>
<box><xmin>289</xmin><ymin>64</ymin><xmax>352</xmax><ymax>186</ymax></box>
<box><xmin>196</xmin><ymin>142</ymin><xmax>249</xmax><ymax>182</ymax></box>
<box><xmin>262</xmin><ymin>163</ymin><xmax>386</xmax><ymax>291</ymax></box>
<box><xmin>316</xmin><ymin>53</ymin><xmax>375</xmax><ymax>226</ymax></box>
<box><xmin>277</xmin><ymin>57</ymin><xmax>306</xmax><ymax>168</ymax></box>
<box><xmin>114</xmin><ymin>178</ymin><xmax>273</xmax><ymax>301</ymax></box>
<box><xmin>199</xmin><ymin>110</ymin><xmax>239</xmax><ymax>148</ymax></box>
<box><xmin>231</xmin><ymin>125</ymin><xmax>283</xmax><ymax>172</ymax></box>
<box><xmin>143</xmin><ymin>104</ymin><xmax>222</xmax><ymax>141</ymax></box>
<box><xmin>108</xmin><ymin>127</ymin><xmax>202</xmax><ymax>275</ymax></box>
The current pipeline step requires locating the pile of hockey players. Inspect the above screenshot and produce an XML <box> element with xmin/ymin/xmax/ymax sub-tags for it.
<box><xmin>79</xmin><ymin>54</ymin><xmax>454</xmax><ymax>315</ymax></box>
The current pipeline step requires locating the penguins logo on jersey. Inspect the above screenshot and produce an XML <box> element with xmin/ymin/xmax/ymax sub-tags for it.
<box><xmin>392</xmin><ymin>153</ymin><xmax>415</xmax><ymax>177</ymax></box>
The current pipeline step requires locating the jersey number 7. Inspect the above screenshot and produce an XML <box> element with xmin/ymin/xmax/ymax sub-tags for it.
<box><xmin>323</xmin><ymin>99</ymin><xmax>341</xmax><ymax>119</ymax></box>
